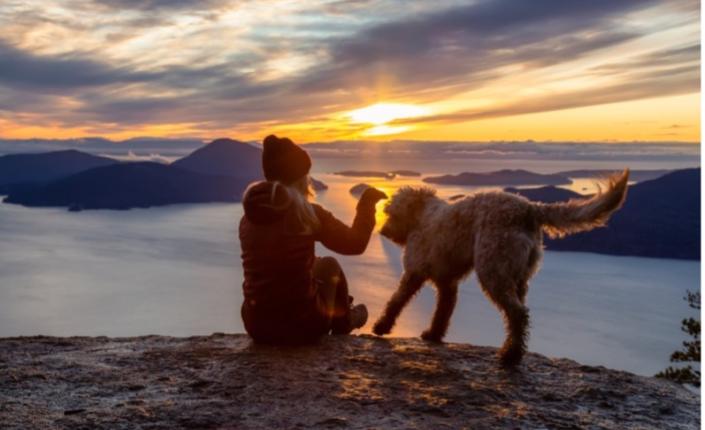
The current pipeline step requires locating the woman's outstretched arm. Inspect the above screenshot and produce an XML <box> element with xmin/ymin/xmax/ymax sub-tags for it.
<box><xmin>314</xmin><ymin>188</ymin><xmax>386</xmax><ymax>255</ymax></box>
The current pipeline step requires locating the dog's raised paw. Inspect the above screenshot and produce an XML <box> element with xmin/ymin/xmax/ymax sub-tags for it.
<box><xmin>372</xmin><ymin>319</ymin><xmax>392</xmax><ymax>336</ymax></box>
<box><xmin>420</xmin><ymin>330</ymin><xmax>443</xmax><ymax>343</ymax></box>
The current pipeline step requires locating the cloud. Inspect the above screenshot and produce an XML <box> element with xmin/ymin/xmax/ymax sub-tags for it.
<box><xmin>87</xmin><ymin>0</ymin><xmax>235</xmax><ymax>11</ymax></box>
<box><xmin>0</xmin><ymin>0</ymin><xmax>698</xmax><ymax>138</ymax></box>
<box><xmin>392</xmin><ymin>57</ymin><xmax>699</xmax><ymax>125</ymax></box>
<box><xmin>294</xmin><ymin>0</ymin><xmax>651</xmax><ymax>93</ymax></box>
<box><xmin>0</xmin><ymin>40</ymin><xmax>160</xmax><ymax>90</ymax></box>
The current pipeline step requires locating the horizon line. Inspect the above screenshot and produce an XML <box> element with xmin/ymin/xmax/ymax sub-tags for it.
<box><xmin>0</xmin><ymin>137</ymin><xmax>700</xmax><ymax>146</ymax></box>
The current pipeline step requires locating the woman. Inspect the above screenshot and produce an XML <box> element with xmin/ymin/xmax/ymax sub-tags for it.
<box><xmin>240</xmin><ymin>135</ymin><xmax>387</xmax><ymax>344</ymax></box>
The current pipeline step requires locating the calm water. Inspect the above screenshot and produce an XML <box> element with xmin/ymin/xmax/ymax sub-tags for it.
<box><xmin>0</xmin><ymin>173</ymin><xmax>699</xmax><ymax>377</ymax></box>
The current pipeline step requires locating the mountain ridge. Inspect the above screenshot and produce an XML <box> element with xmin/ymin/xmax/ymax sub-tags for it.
<box><xmin>504</xmin><ymin>168</ymin><xmax>700</xmax><ymax>260</ymax></box>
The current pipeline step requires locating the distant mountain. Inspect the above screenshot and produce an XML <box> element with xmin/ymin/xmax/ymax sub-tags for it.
<box><xmin>311</xmin><ymin>178</ymin><xmax>328</xmax><ymax>191</ymax></box>
<box><xmin>556</xmin><ymin>169</ymin><xmax>672</xmax><ymax>182</ymax></box>
<box><xmin>4</xmin><ymin>162</ymin><xmax>250</xmax><ymax>210</ymax></box>
<box><xmin>3</xmin><ymin>139</ymin><xmax>331</xmax><ymax>210</ymax></box>
<box><xmin>424</xmin><ymin>169</ymin><xmax>571</xmax><ymax>186</ymax></box>
<box><xmin>335</xmin><ymin>170</ymin><xmax>395</xmax><ymax>179</ymax></box>
<box><xmin>504</xmin><ymin>168</ymin><xmax>700</xmax><ymax>260</ymax></box>
<box><xmin>504</xmin><ymin>186</ymin><xmax>581</xmax><ymax>203</ymax></box>
<box><xmin>171</xmin><ymin>138</ymin><xmax>262</xmax><ymax>180</ymax></box>
<box><xmin>0</xmin><ymin>150</ymin><xmax>117</xmax><ymax>193</ymax></box>
<box><xmin>173</xmin><ymin>137</ymin><xmax>327</xmax><ymax>189</ymax></box>
<box><xmin>391</xmin><ymin>170</ymin><xmax>421</xmax><ymax>177</ymax></box>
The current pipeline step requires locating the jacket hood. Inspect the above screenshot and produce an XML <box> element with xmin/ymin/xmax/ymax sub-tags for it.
<box><xmin>243</xmin><ymin>181</ymin><xmax>292</xmax><ymax>224</ymax></box>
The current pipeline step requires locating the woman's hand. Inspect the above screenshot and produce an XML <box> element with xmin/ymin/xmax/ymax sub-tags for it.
<box><xmin>360</xmin><ymin>187</ymin><xmax>388</xmax><ymax>205</ymax></box>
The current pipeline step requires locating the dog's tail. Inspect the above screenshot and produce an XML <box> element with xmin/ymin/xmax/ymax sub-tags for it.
<box><xmin>533</xmin><ymin>169</ymin><xmax>629</xmax><ymax>239</ymax></box>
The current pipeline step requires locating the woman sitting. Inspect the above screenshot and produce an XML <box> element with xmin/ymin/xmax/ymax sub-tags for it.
<box><xmin>239</xmin><ymin>135</ymin><xmax>387</xmax><ymax>344</ymax></box>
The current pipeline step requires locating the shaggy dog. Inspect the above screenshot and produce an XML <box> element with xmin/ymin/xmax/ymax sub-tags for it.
<box><xmin>373</xmin><ymin>170</ymin><xmax>629</xmax><ymax>366</ymax></box>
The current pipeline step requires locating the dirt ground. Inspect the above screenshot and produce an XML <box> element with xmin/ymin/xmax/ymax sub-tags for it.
<box><xmin>0</xmin><ymin>334</ymin><xmax>699</xmax><ymax>429</ymax></box>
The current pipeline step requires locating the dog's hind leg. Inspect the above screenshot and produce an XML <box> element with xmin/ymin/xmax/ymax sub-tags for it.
<box><xmin>516</xmin><ymin>280</ymin><xmax>529</xmax><ymax>304</ymax></box>
<box><xmin>477</xmin><ymin>272</ymin><xmax>529</xmax><ymax>367</ymax></box>
<box><xmin>373</xmin><ymin>272</ymin><xmax>426</xmax><ymax>336</ymax></box>
<box><xmin>421</xmin><ymin>280</ymin><xmax>458</xmax><ymax>342</ymax></box>
<box><xmin>517</xmin><ymin>244</ymin><xmax>542</xmax><ymax>304</ymax></box>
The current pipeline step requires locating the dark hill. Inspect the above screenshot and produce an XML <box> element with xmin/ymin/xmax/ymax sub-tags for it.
<box><xmin>0</xmin><ymin>150</ymin><xmax>117</xmax><ymax>193</ymax></box>
<box><xmin>504</xmin><ymin>169</ymin><xmax>700</xmax><ymax>260</ymax></box>
<box><xmin>335</xmin><ymin>170</ymin><xmax>395</xmax><ymax>179</ymax></box>
<box><xmin>556</xmin><ymin>169</ymin><xmax>672</xmax><ymax>182</ymax></box>
<box><xmin>504</xmin><ymin>186</ymin><xmax>580</xmax><ymax>203</ymax></box>
<box><xmin>425</xmin><ymin>169</ymin><xmax>571</xmax><ymax>186</ymax></box>
<box><xmin>3</xmin><ymin>162</ymin><xmax>250</xmax><ymax>210</ymax></box>
<box><xmin>3</xmin><ymin>139</ymin><xmax>329</xmax><ymax>210</ymax></box>
<box><xmin>171</xmin><ymin>138</ymin><xmax>262</xmax><ymax>180</ymax></box>
<box><xmin>172</xmin><ymin>137</ymin><xmax>327</xmax><ymax>190</ymax></box>
<box><xmin>311</xmin><ymin>177</ymin><xmax>328</xmax><ymax>191</ymax></box>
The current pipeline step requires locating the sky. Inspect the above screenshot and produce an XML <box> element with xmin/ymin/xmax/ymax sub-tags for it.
<box><xmin>0</xmin><ymin>0</ymin><xmax>700</xmax><ymax>143</ymax></box>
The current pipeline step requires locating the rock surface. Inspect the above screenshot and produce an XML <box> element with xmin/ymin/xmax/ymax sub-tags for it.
<box><xmin>0</xmin><ymin>334</ymin><xmax>698</xmax><ymax>429</ymax></box>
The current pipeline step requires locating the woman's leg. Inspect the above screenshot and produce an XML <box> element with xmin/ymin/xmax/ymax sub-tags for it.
<box><xmin>312</xmin><ymin>256</ymin><xmax>351</xmax><ymax>333</ymax></box>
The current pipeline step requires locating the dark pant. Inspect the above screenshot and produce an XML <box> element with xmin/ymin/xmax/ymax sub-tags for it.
<box><xmin>242</xmin><ymin>256</ymin><xmax>350</xmax><ymax>344</ymax></box>
<box><xmin>312</xmin><ymin>256</ymin><xmax>351</xmax><ymax>334</ymax></box>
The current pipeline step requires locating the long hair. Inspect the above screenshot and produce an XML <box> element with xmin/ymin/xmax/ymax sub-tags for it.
<box><xmin>278</xmin><ymin>175</ymin><xmax>320</xmax><ymax>235</ymax></box>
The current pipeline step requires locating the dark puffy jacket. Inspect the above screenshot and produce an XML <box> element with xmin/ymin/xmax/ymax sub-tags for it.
<box><xmin>239</xmin><ymin>181</ymin><xmax>376</xmax><ymax>343</ymax></box>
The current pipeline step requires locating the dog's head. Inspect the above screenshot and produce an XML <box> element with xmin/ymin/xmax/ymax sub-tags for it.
<box><xmin>380</xmin><ymin>186</ymin><xmax>437</xmax><ymax>245</ymax></box>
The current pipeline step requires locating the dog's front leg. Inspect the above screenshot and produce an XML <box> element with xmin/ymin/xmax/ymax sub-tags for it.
<box><xmin>421</xmin><ymin>281</ymin><xmax>458</xmax><ymax>342</ymax></box>
<box><xmin>372</xmin><ymin>272</ymin><xmax>426</xmax><ymax>336</ymax></box>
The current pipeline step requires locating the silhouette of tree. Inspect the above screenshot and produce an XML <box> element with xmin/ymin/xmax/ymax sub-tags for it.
<box><xmin>656</xmin><ymin>290</ymin><xmax>700</xmax><ymax>387</ymax></box>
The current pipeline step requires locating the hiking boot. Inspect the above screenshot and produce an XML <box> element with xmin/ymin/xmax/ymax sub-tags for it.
<box><xmin>331</xmin><ymin>304</ymin><xmax>368</xmax><ymax>335</ymax></box>
<box><xmin>348</xmin><ymin>304</ymin><xmax>368</xmax><ymax>331</ymax></box>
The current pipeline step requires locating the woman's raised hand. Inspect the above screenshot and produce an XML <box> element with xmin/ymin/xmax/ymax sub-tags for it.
<box><xmin>360</xmin><ymin>187</ymin><xmax>388</xmax><ymax>205</ymax></box>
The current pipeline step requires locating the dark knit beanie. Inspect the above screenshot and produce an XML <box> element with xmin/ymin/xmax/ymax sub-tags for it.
<box><xmin>262</xmin><ymin>135</ymin><xmax>311</xmax><ymax>184</ymax></box>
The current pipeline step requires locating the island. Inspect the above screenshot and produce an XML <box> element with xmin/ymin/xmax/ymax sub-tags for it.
<box><xmin>390</xmin><ymin>170</ymin><xmax>421</xmax><ymax>177</ymax></box>
<box><xmin>311</xmin><ymin>177</ymin><xmax>328</xmax><ymax>191</ymax></box>
<box><xmin>0</xmin><ymin>150</ymin><xmax>117</xmax><ymax>194</ymax></box>
<box><xmin>557</xmin><ymin>169</ymin><xmax>672</xmax><ymax>182</ymax></box>
<box><xmin>503</xmin><ymin>186</ymin><xmax>582</xmax><ymax>203</ymax></box>
<box><xmin>2</xmin><ymin>139</ymin><xmax>334</xmax><ymax>210</ymax></box>
<box><xmin>335</xmin><ymin>171</ymin><xmax>396</xmax><ymax>179</ymax></box>
<box><xmin>3</xmin><ymin>162</ymin><xmax>250</xmax><ymax>210</ymax></box>
<box><xmin>504</xmin><ymin>168</ymin><xmax>700</xmax><ymax>260</ymax></box>
<box><xmin>424</xmin><ymin>169</ymin><xmax>571</xmax><ymax>186</ymax></box>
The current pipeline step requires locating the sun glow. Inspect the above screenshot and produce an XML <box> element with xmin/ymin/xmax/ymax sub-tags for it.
<box><xmin>344</xmin><ymin>103</ymin><xmax>430</xmax><ymax>137</ymax></box>
<box><xmin>347</xmin><ymin>103</ymin><xmax>429</xmax><ymax>128</ymax></box>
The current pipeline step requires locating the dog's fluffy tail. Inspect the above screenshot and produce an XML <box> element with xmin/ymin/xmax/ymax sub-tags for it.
<box><xmin>534</xmin><ymin>169</ymin><xmax>629</xmax><ymax>239</ymax></box>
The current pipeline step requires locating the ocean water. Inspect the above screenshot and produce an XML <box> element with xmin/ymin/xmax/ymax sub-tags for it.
<box><xmin>0</xmin><ymin>172</ymin><xmax>699</xmax><ymax>377</ymax></box>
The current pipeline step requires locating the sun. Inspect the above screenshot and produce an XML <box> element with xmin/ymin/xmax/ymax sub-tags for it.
<box><xmin>346</xmin><ymin>103</ymin><xmax>429</xmax><ymax>136</ymax></box>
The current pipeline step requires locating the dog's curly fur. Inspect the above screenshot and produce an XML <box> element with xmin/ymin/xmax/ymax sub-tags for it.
<box><xmin>373</xmin><ymin>170</ymin><xmax>630</xmax><ymax>367</ymax></box>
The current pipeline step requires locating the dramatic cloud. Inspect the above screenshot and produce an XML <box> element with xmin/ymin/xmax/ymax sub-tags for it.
<box><xmin>88</xmin><ymin>0</ymin><xmax>234</xmax><ymax>10</ymax></box>
<box><xmin>0</xmin><ymin>40</ymin><xmax>160</xmax><ymax>90</ymax></box>
<box><xmin>0</xmin><ymin>0</ymin><xmax>699</xmax><ymax>141</ymax></box>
